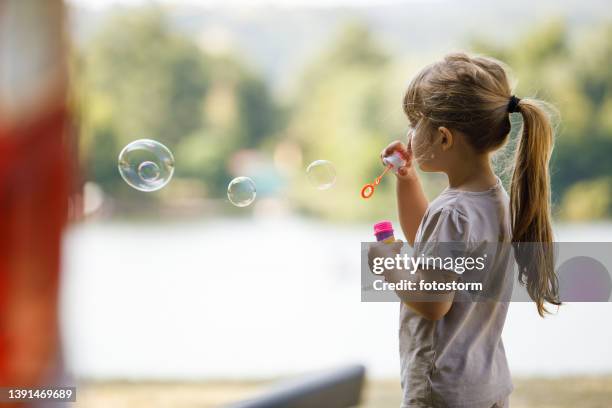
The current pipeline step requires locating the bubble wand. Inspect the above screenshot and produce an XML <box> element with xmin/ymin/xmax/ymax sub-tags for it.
<box><xmin>360</xmin><ymin>151</ymin><xmax>406</xmax><ymax>199</ymax></box>
<box><xmin>360</xmin><ymin>165</ymin><xmax>391</xmax><ymax>199</ymax></box>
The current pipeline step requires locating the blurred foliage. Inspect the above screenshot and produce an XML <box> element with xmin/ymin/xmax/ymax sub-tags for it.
<box><xmin>284</xmin><ymin>23</ymin><xmax>406</xmax><ymax>221</ymax></box>
<box><xmin>561</xmin><ymin>176</ymin><xmax>612</xmax><ymax>221</ymax></box>
<box><xmin>471</xmin><ymin>20</ymin><xmax>612</xmax><ymax>220</ymax></box>
<box><xmin>76</xmin><ymin>8</ymin><xmax>612</xmax><ymax>221</ymax></box>
<box><xmin>76</xmin><ymin>8</ymin><xmax>280</xmax><ymax>200</ymax></box>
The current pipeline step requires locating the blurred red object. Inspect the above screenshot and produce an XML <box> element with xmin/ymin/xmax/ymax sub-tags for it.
<box><xmin>0</xmin><ymin>0</ymin><xmax>72</xmax><ymax>403</ymax></box>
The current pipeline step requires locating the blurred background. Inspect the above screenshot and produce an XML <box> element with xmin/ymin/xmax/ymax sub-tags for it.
<box><xmin>3</xmin><ymin>0</ymin><xmax>612</xmax><ymax>407</ymax></box>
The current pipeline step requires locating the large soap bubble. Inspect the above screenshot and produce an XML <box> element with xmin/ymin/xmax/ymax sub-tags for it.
<box><xmin>118</xmin><ymin>139</ymin><xmax>175</xmax><ymax>192</ymax></box>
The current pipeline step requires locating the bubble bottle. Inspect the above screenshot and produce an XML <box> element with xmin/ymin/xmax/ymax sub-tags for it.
<box><xmin>374</xmin><ymin>221</ymin><xmax>396</xmax><ymax>243</ymax></box>
<box><xmin>382</xmin><ymin>152</ymin><xmax>406</xmax><ymax>174</ymax></box>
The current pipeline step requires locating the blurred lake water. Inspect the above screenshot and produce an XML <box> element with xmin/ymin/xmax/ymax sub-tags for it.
<box><xmin>61</xmin><ymin>218</ymin><xmax>612</xmax><ymax>380</ymax></box>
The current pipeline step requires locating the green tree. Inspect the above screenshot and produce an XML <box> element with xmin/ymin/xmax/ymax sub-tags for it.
<box><xmin>77</xmin><ymin>7</ymin><xmax>280</xmax><ymax>201</ymax></box>
<box><xmin>471</xmin><ymin>20</ymin><xmax>612</xmax><ymax>219</ymax></box>
<box><xmin>86</xmin><ymin>9</ymin><xmax>208</xmax><ymax>146</ymax></box>
<box><xmin>285</xmin><ymin>23</ymin><xmax>403</xmax><ymax>221</ymax></box>
<box><xmin>78</xmin><ymin>8</ymin><xmax>208</xmax><ymax>192</ymax></box>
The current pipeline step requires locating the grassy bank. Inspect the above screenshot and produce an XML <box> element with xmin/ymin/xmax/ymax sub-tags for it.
<box><xmin>75</xmin><ymin>376</ymin><xmax>612</xmax><ymax>407</ymax></box>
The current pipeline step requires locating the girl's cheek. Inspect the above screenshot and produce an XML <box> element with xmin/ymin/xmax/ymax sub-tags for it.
<box><xmin>412</xmin><ymin>138</ymin><xmax>429</xmax><ymax>163</ymax></box>
<box><xmin>412</xmin><ymin>138</ymin><xmax>438</xmax><ymax>171</ymax></box>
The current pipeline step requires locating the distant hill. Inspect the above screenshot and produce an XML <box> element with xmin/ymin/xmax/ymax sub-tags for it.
<box><xmin>69</xmin><ymin>0</ymin><xmax>612</xmax><ymax>90</ymax></box>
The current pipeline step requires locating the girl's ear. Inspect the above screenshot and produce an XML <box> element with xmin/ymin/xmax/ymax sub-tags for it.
<box><xmin>437</xmin><ymin>126</ymin><xmax>454</xmax><ymax>151</ymax></box>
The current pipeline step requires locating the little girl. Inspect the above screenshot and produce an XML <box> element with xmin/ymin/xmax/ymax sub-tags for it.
<box><xmin>369</xmin><ymin>53</ymin><xmax>561</xmax><ymax>407</ymax></box>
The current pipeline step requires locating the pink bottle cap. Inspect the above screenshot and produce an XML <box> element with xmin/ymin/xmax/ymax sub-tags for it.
<box><xmin>374</xmin><ymin>221</ymin><xmax>394</xmax><ymax>235</ymax></box>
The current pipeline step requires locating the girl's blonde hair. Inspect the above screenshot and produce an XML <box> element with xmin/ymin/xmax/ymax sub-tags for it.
<box><xmin>403</xmin><ymin>52</ymin><xmax>560</xmax><ymax>316</ymax></box>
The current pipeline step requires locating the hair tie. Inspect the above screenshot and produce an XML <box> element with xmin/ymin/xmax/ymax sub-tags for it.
<box><xmin>508</xmin><ymin>95</ymin><xmax>521</xmax><ymax>113</ymax></box>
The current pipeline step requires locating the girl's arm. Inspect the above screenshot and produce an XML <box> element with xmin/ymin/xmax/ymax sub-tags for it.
<box><xmin>397</xmin><ymin>174</ymin><xmax>428</xmax><ymax>246</ymax></box>
<box><xmin>381</xmin><ymin>140</ymin><xmax>428</xmax><ymax>245</ymax></box>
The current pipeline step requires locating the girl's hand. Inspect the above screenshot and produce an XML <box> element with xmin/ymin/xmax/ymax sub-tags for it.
<box><xmin>367</xmin><ymin>240</ymin><xmax>404</xmax><ymax>276</ymax></box>
<box><xmin>380</xmin><ymin>138</ymin><xmax>417</xmax><ymax>181</ymax></box>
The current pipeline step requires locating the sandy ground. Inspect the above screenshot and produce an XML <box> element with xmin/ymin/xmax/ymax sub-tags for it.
<box><xmin>74</xmin><ymin>376</ymin><xmax>612</xmax><ymax>407</ymax></box>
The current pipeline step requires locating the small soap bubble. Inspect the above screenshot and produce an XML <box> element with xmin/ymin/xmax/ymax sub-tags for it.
<box><xmin>118</xmin><ymin>139</ymin><xmax>175</xmax><ymax>192</ymax></box>
<box><xmin>227</xmin><ymin>176</ymin><xmax>257</xmax><ymax>207</ymax></box>
<box><xmin>306</xmin><ymin>160</ymin><xmax>336</xmax><ymax>190</ymax></box>
<box><xmin>138</xmin><ymin>161</ymin><xmax>161</xmax><ymax>182</ymax></box>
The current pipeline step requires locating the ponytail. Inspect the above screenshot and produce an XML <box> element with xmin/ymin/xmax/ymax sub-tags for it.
<box><xmin>511</xmin><ymin>98</ymin><xmax>561</xmax><ymax>316</ymax></box>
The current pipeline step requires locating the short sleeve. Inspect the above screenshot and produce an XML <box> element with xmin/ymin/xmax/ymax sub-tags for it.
<box><xmin>414</xmin><ymin>208</ymin><xmax>471</xmax><ymax>275</ymax></box>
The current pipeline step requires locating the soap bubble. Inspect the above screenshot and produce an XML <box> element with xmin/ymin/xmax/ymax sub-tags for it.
<box><xmin>306</xmin><ymin>160</ymin><xmax>336</xmax><ymax>190</ymax></box>
<box><xmin>138</xmin><ymin>161</ymin><xmax>160</xmax><ymax>182</ymax></box>
<box><xmin>118</xmin><ymin>139</ymin><xmax>175</xmax><ymax>192</ymax></box>
<box><xmin>227</xmin><ymin>176</ymin><xmax>256</xmax><ymax>207</ymax></box>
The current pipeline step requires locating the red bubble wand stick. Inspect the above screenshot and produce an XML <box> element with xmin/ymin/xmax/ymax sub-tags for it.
<box><xmin>360</xmin><ymin>165</ymin><xmax>392</xmax><ymax>199</ymax></box>
<box><xmin>360</xmin><ymin>150</ymin><xmax>407</xmax><ymax>199</ymax></box>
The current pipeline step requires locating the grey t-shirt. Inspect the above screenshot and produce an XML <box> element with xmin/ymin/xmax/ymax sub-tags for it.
<box><xmin>399</xmin><ymin>178</ymin><xmax>514</xmax><ymax>408</ymax></box>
